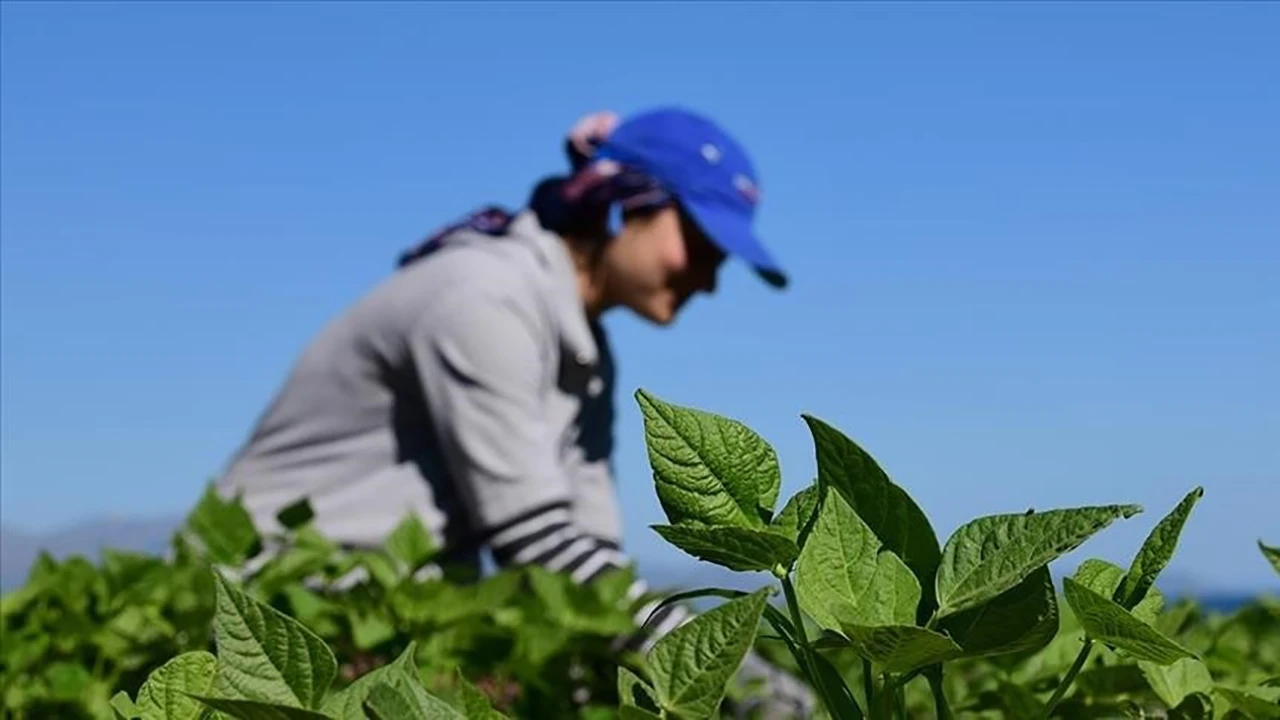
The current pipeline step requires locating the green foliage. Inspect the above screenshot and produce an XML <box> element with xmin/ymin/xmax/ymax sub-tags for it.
<box><xmin>627</xmin><ymin>389</ymin><xmax>1280</xmax><ymax>719</ymax></box>
<box><xmin>1262</xmin><ymin>541</ymin><xmax>1280</xmax><ymax>577</ymax></box>
<box><xmin>4</xmin><ymin>387</ymin><xmax>1278</xmax><ymax>720</ymax></box>
<box><xmin>794</xmin><ymin>489</ymin><xmax>921</xmax><ymax>631</ymax></box>
<box><xmin>647</xmin><ymin>587</ymin><xmax>772</xmax><ymax>719</ymax></box>
<box><xmin>1</xmin><ymin>492</ymin><xmax>645</xmax><ymax>719</ymax></box>
<box><xmin>650</xmin><ymin>525</ymin><xmax>798</xmax><ymax>573</ymax></box>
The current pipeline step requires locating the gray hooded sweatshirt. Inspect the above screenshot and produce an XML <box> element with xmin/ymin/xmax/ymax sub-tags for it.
<box><xmin>214</xmin><ymin>207</ymin><xmax>812</xmax><ymax>716</ymax></box>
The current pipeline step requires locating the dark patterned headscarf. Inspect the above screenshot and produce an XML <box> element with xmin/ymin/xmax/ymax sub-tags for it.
<box><xmin>398</xmin><ymin>112</ymin><xmax>671</xmax><ymax>268</ymax></box>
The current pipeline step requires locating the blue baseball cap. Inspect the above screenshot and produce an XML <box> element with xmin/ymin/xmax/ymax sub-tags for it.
<box><xmin>593</xmin><ymin>107</ymin><xmax>788</xmax><ymax>289</ymax></box>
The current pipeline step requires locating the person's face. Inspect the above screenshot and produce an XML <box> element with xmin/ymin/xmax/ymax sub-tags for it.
<box><xmin>600</xmin><ymin>204</ymin><xmax>726</xmax><ymax>325</ymax></box>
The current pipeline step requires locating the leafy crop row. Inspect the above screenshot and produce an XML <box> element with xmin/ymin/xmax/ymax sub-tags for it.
<box><xmin>2</xmin><ymin>389</ymin><xmax>1277</xmax><ymax>719</ymax></box>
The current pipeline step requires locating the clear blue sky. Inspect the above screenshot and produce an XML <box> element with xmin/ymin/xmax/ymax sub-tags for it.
<box><xmin>2</xmin><ymin>3</ymin><xmax>1277</xmax><ymax>593</ymax></box>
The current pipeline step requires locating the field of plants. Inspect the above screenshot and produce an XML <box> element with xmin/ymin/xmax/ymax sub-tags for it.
<box><xmin>2</xmin><ymin>389</ymin><xmax>1277</xmax><ymax>719</ymax></box>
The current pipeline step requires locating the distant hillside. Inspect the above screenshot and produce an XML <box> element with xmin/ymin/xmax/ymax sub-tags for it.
<box><xmin>0</xmin><ymin>516</ymin><xmax>180</xmax><ymax>590</ymax></box>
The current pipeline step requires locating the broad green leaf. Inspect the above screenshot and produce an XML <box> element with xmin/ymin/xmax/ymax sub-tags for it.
<box><xmin>941</xmin><ymin>565</ymin><xmax>1059</xmax><ymax>659</ymax></box>
<box><xmin>635</xmin><ymin>389</ymin><xmax>780</xmax><ymax>528</ymax></box>
<box><xmin>526</xmin><ymin>566</ymin><xmax>635</xmax><ymax>636</ymax></box>
<box><xmin>137</xmin><ymin>650</ymin><xmax>217</xmax><ymax>720</ymax></box>
<box><xmin>995</xmin><ymin>681</ymin><xmax>1046</xmax><ymax>718</ymax></box>
<box><xmin>185</xmin><ymin>484</ymin><xmax>261</xmax><ymax>565</ymax></box>
<box><xmin>1117</xmin><ymin>487</ymin><xmax>1203</xmax><ymax>608</ymax></box>
<box><xmin>770</xmin><ymin>485</ymin><xmax>820</xmax><ymax>546</ymax></box>
<box><xmin>1216</xmin><ymin>686</ymin><xmax>1280</xmax><ymax>719</ymax></box>
<box><xmin>384</xmin><ymin>513</ymin><xmax>437</xmax><ymax>572</ymax></box>
<box><xmin>362</xmin><ymin>680</ymin><xmax>465</xmax><ymax>720</ymax></box>
<box><xmin>275</xmin><ymin>498</ymin><xmax>315</xmax><ymax>530</ymax></box>
<box><xmin>840</xmin><ymin>624</ymin><xmax>963</xmax><ymax>673</ymax></box>
<box><xmin>1261</xmin><ymin>540</ymin><xmax>1280</xmax><ymax>576</ymax></box>
<box><xmin>617</xmin><ymin>666</ymin><xmax>661</xmax><ymax>714</ymax></box>
<box><xmin>212</xmin><ymin>570</ymin><xmax>337</xmax><ymax>708</ymax></box>
<box><xmin>1075</xmin><ymin>663</ymin><xmax>1150</xmax><ymax>697</ymax></box>
<box><xmin>1141</xmin><ymin>657</ymin><xmax>1214</xmax><ymax>709</ymax></box>
<box><xmin>44</xmin><ymin>661</ymin><xmax>93</xmax><ymax>702</ymax></box>
<box><xmin>1074</xmin><ymin>558</ymin><xmax>1165</xmax><ymax>625</ymax></box>
<box><xmin>1170</xmin><ymin>693</ymin><xmax>1215</xmax><ymax>720</ymax></box>
<box><xmin>935</xmin><ymin>504</ymin><xmax>1142</xmax><ymax>619</ymax></box>
<box><xmin>651</xmin><ymin>524</ymin><xmax>798</xmax><ymax>572</ymax></box>
<box><xmin>451</xmin><ymin>668</ymin><xmax>508</xmax><ymax>720</ymax></box>
<box><xmin>648</xmin><ymin>587</ymin><xmax>771</xmax><ymax>719</ymax></box>
<box><xmin>348</xmin><ymin>608</ymin><xmax>396</xmax><ymax>651</ymax></box>
<box><xmin>794</xmin><ymin>490</ymin><xmax>920</xmax><ymax>634</ymax></box>
<box><xmin>353</xmin><ymin>551</ymin><xmax>399</xmax><ymax>589</ymax></box>
<box><xmin>802</xmin><ymin>415</ymin><xmax>942</xmax><ymax>616</ymax></box>
<box><xmin>320</xmin><ymin>642</ymin><xmax>419</xmax><ymax>719</ymax></box>
<box><xmin>111</xmin><ymin>691</ymin><xmax>140</xmax><ymax>720</ymax></box>
<box><xmin>391</xmin><ymin>571</ymin><xmax>521</xmax><ymax>628</ymax></box>
<box><xmin>1062</xmin><ymin>577</ymin><xmax>1194</xmax><ymax>665</ymax></box>
<box><xmin>191</xmin><ymin>696</ymin><xmax>336</xmax><ymax>719</ymax></box>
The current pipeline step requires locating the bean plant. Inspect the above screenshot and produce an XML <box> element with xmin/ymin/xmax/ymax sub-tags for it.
<box><xmin>4</xmin><ymin>388</ymin><xmax>1278</xmax><ymax>719</ymax></box>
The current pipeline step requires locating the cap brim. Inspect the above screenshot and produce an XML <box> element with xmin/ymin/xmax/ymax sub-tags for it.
<box><xmin>681</xmin><ymin>199</ymin><xmax>788</xmax><ymax>289</ymax></box>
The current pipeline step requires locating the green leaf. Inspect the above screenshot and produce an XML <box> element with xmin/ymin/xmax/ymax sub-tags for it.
<box><xmin>802</xmin><ymin>415</ymin><xmax>942</xmax><ymax>617</ymax></box>
<box><xmin>1261</xmin><ymin>540</ymin><xmax>1280</xmax><ymax>576</ymax></box>
<box><xmin>1074</xmin><ymin>558</ymin><xmax>1165</xmax><ymax>625</ymax></box>
<box><xmin>940</xmin><ymin>565</ymin><xmax>1059</xmax><ymax>659</ymax></box>
<box><xmin>353</xmin><ymin>551</ymin><xmax>399</xmax><ymax>589</ymax></box>
<box><xmin>1117</xmin><ymin>487</ymin><xmax>1203</xmax><ymax>609</ymax></box>
<box><xmin>525</xmin><ymin>566</ymin><xmax>635</xmax><ymax>636</ymax></box>
<box><xmin>995</xmin><ymin>681</ymin><xmax>1046</xmax><ymax>718</ymax></box>
<box><xmin>770</xmin><ymin>485</ymin><xmax>820</xmax><ymax>546</ymax></box>
<box><xmin>840</xmin><ymin>624</ymin><xmax>962</xmax><ymax>673</ymax></box>
<box><xmin>43</xmin><ymin>661</ymin><xmax>93</xmax><ymax>702</ymax></box>
<box><xmin>348</xmin><ymin>608</ymin><xmax>396</xmax><ymax>651</ymax></box>
<box><xmin>1170</xmin><ymin>693</ymin><xmax>1215</xmax><ymax>720</ymax></box>
<box><xmin>320</xmin><ymin>642</ymin><xmax>419</xmax><ymax>719</ymax></box>
<box><xmin>808</xmin><ymin>650</ymin><xmax>866</xmax><ymax>719</ymax></box>
<box><xmin>1215</xmin><ymin>686</ymin><xmax>1280</xmax><ymax>719</ymax></box>
<box><xmin>1062</xmin><ymin>576</ymin><xmax>1194</xmax><ymax>665</ymax></box>
<box><xmin>1140</xmin><ymin>657</ymin><xmax>1214</xmax><ymax>709</ymax></box>
<box><xmin>191</xmin><ymin>696</ymin><xmax>336</xmax><ymax>719</ymax></box>
<box><xmin>275</xmin><ymin>498</ymin><xmax>315</xmax><ymax>530</ymax></box>
<box><xmin>185</xmin><ymin>484</ymin><xmax>262</xmax><ymax>565</ymax></box>
<box><xmin>137</xmin><ymin>650</ymin><xmax>218</xmax><ymax>720</ymax></box>
<box><xmin>636</xmin><ymin>389</ymin><xmax>780</xmax><ymax>528</ymax></box>
<box><xmin>362</xmin><ymin>680</ymin><xmax>465</xmax><ymax>720</ymax></box>
<box><xmin>651</xmin><ymin>524</ymin><xmax>798</xmax><ymax>572</ymax></box>
<box><xmin>111</xmin><ymin>691</ymin><xmax>140</xmax><ymax>720</ymax></box>
<box><xmin>648</xmin><ymin>586</ymin><xmax>771</xmax><ymax>719</ymax></box>
<box><xmin>794</xmin><ymin>489</ymin><xmax>920</xmax><ymax>634</ymax></box>
<box><xmin>617</xmin><ymin>666</ymin><xmax>661</xmax><ymax>714</ymax></box>
<box><xmin>619</xmin><ymin>708</ymin><xmax>664</xmax><ymax>720</ymax></box>
<box><xmin>935</xmin><ymin>503</ymin><xmax>1142</xmax><ymax>619</ymax></box>
<box><xmin>212</xmin><ymin>570</ymin><xmax>337</xmax><ymax>708</ymax></box>
<box><xmin>451</xmin><ymin>668</ymin><xmax>507</xmax><ymax>720</ymax></box>
<box><xmin>383</xmin><ymin>513</ymin><xmax>437</xmax><ymax>573</ymax></box>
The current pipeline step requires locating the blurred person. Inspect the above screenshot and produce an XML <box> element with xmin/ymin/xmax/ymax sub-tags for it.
<box><xmin>214</xmin><ymin>106</ymin><xmax>810</xmax><ymax>717</ymax></box>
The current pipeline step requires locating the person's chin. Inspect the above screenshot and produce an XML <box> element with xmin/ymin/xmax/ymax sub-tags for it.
<box><xmin>643</xmin><ymin>300</ymin><xmax>680</xmax><ymax>326</ymax></box>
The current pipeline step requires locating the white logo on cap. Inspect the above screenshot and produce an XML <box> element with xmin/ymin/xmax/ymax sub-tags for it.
<box><xmin>734</xmin><ymin>173</ymin><xmax>760</xmax><ymax>204</ymax></box>
<box><xmin>701</xmin><ymin>143</ymin><xmax>721</xmax><ymax>164</ymax></box>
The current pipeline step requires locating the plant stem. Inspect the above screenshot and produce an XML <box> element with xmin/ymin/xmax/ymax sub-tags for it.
<box><xmin>924</xmin><ymin>665</ymin><xmax>952</xmax><ymax>720</ymax></box>
<box><xmin>779</xmin><ymin>576</ymin><xmax>842</xmax><ymax>718</ymax></box>
<box><xmin>863</xmin><ymin>658</ymin><xmax>875</xmax><ymax>709</ymax></box>
<box><xmin>1043</xmin><ymin>639</ymin><xmax>1094</xmax><ymax>718</ymax></box>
